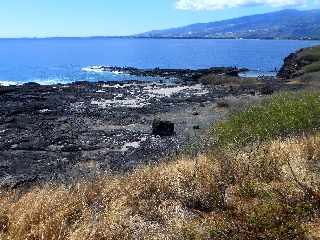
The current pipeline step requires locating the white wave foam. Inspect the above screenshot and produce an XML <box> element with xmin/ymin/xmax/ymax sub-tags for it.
<box><xmin>112</xmin><ymin>71</ymin><xmax>125</xmax><ymax>75</ymax></box>
<box><xmin>82</xmin><ymin>66</ymin><xmax>125</xmax><ymax>75</ymax></box>
<box><xmin>82</xmin><ymin>66</ymin><xmax>105</xmax><ymax>73</ymax></box>
<box><xmin>32</xmin><ymin>78</ymin><xmax>69</xmax><ymax>85</ymax></box>
<box><xmin>0</xmin><ymin>80</ymin><xmax>18</xmax><ymax>86</ymax></box>
<box><xmin>0</xmin><ymin>78</ymin><xmax>70</xmax><ymax>86</ymax></box>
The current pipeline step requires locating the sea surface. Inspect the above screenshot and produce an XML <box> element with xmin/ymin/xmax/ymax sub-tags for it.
<box><xmin>0</xmin><ymin>38</ymin><xmax>319</xmax><ymax>85</ymax></box>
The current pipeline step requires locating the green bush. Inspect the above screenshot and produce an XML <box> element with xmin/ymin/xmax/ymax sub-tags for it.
<box><xmin>301</xmin><ymin>47</ymin><xmax>320</xmax><ymax>62</ymax></box>
<box><xmin>304</xmin><ymin>62</ymin><xmax>320</xmax><ymax>73</ymax></box>
<box><xmin>212</xmin><ymin>91</ymin><xmax>320</xmax><ymax>147</ymax></box>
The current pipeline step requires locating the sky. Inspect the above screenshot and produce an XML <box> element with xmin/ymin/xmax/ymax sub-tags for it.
<box><xmin>0</xmin><ymin>0</ymin><xmax>319</xmax><ymax>37</ymax></box>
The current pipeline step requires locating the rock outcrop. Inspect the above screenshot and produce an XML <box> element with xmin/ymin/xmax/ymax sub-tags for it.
<box><xmin>277</xmin><ymin>50</ymin><xmax>305</xmax><ymax>79</ymax></box>
<box><xmin>0</xmin><ymin>81</ymin><xmax>221</xmax><ymax>188</ymax></box>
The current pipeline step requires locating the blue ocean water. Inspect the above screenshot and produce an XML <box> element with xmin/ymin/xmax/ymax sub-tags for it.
<box><xmin>0</xmin><ymin>38</ymin><xmax>319</xmax><ymax>85</ymax></box>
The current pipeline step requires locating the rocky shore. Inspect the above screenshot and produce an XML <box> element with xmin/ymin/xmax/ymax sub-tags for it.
<box><xmin>0</xmin><ymin>77</ymin><xmax>267</xmax><ymax>189</ymax></box>
<box><xmin>83</xmin><ymin>66</ymin><xmax>249</xmax><ymax>81</ymax></box>
<box><xmin>1</xmin><ymin>59</ymin><xmax>306</xmax><ymax>189</ymax></box>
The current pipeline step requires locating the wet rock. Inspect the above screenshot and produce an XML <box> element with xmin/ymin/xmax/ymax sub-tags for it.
<box><xmin>152</xmin><ymin>120</ymin><xmax>175</xmax><ymax>137</ymax></box>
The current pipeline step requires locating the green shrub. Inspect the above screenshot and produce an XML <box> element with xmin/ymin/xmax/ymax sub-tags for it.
<box><xmin>300</xmin><ymin>47</ymin><xmax>320</xmax><ymax>63</ymax></box>
<box><xmin>212</xmin><ymin>91</ymin><xmax>320</xmax><ymax>147</ymax></box>
<box><xmin>246</xmin><ymin>202</ymin><xmax>307</xmax><ymax>239</ymax></box>
<box><xmin>304</xmin><ymin>61</ymin><xmax>320</xmax><ymax>73</ymax></box>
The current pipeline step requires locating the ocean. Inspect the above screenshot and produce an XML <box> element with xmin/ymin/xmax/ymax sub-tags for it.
<box><xmin>0</xmin><ymin>38</ymin><xmax>319</xmax><ymax>85</ymax></box>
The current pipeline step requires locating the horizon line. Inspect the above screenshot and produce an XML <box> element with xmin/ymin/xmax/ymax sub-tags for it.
<box><xmin>0</xmin><ymin>36</ymin><xmax>318</xmax><ymax>40</ymax></box>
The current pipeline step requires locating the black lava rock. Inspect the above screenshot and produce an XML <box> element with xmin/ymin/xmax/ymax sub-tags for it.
<box><xmin>152</xmin><ymin>120</ymin><xmax>175</xmax><ymax>137</ymax></box>
<box><xmin>260</xmin><ymin>85</ymin><xmax>274</xmax><ymax>95</ymax></box>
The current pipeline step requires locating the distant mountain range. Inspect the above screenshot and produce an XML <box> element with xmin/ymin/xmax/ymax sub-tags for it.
<box><xmin>136</xmin><ymin>9</ymin><xmax>320</xmax><ymax>40</ymax></box>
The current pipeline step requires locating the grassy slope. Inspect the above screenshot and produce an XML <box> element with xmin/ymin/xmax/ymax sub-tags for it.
<box><xmin>1</xmin><ymin>138</ymin><xmax>320</xmax><ymax>239</ymax></box>
<box><xmin>300</xmin><ymin>46</ymin><xmax>320</xmax><ymax>74</ymax></box>
<box><xmin>213</xmin><ymin>91</ymin><xmax>320</xmax><ymax>147</ymax></box>
<box><xmin>292</xmin><ymin>45</ymin><xmax>320</xmax><ymax>86</ymax></box>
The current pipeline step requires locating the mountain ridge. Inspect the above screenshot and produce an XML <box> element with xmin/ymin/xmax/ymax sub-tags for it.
<box><xmin>136</xmin><ymin>9</ymin><xmax>320</xmax><ymax>40</ymax></box>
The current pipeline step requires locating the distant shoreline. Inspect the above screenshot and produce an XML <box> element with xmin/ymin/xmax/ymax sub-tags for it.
<box><xmin>0</xmin><ymin>36</ymin><xmax>319</xmax><ymax>41</ymax></box>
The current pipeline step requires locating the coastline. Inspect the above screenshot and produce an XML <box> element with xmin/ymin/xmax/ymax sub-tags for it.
<box><xmin>0</xmin><ymin>36</ymin><xmax>319</xmax><ymax>41</ymax></box>
<box><xmin>0</xmin><ymin>69</ymin><xmax>304</xmax><ymax>189</ymax></box>
<box><xmin>0</xmin><ymin>76</ymin><xmax>269</xmax><ymax>188</ymax></box>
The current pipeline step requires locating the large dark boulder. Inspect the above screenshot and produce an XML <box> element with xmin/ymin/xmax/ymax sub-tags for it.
<box><xmin>152</xmin><ymin>120</ymin><xmax>175</xmax><ymax>137</ymax></box>
<box><xmin>260</xmin><ymin>85</ymin><xmax>274</xmax><ymax>95</ymax></box>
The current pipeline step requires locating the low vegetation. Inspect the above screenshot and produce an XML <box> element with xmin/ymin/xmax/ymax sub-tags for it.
<box><xmin>200</xmin><ymin>74</ymin><xmax>261</xmax><ymax>86</ymax></box>
<box><xmin>304</xmin><ymin>62</ymin><xmax>320</xmax><ymax>74</ymax></box>
<box><xmin>279</xmin><ymin>45</ymin><xmax>320</xmax><ymax>86</ymax></box>
<box><xmin>300</xmin><ymin>46</ymin><xmax>320</xmax><ymax>64</ymax></box>
<box><xmin>1</xmin><ymin>90</ymin><xmax>320</xmax><ymax>239</ymax></box>
<box><xmin>1</xmin><ymin>134</ymin><xmax>320</xmax><ymax>239</ymax></box>
<box><xmin>213</xmin><ymin>91</ymin><xmax>320</xmax><ymax>147</ymax></box>
<box><xmin>301</xmin><ymin>46</ymin><xmax>320</xmax><ymax>74</ymax></box>
<box><xmin>289</xmin><ymin>46</ymin><xmax>320</xmax><ymax>84</ymax></box>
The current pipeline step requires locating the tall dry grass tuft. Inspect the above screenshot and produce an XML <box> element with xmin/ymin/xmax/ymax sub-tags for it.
<box><xmin>1</xmin><ymin>134</ymin><xmax>320</xmax><ymax>239</ymax></box>
<box><xmin>229</xmin><ymin>134</ymin><xmax>320</xmax><ymax>194</ymax></box>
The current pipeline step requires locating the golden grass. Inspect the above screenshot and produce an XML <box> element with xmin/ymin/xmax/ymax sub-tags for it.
<box><xmin>1</xmin><ymin>134</ymin><xmax>320</xmax><ymax>239</ymax></box>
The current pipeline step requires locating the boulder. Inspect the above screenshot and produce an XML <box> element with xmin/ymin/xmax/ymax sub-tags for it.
<box><xmin>152</xmin><ymin>120</ymin><xmax>175</xmax><ymax>137</ymax></box>
<box><xmin>260</xmin><ymin>85</ymin><xmax>274</xmax><ymax>95</ymax></box>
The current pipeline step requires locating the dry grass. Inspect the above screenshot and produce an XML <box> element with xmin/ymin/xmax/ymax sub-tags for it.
<box><xmin>1</xmin><ymin>133</ymin><xmax>320</xmax><ymax>239</ymax></box>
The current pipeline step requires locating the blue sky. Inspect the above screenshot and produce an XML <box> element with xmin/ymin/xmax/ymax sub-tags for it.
<box><xmin>0</xmin><ymin>0</ymin><xmax>319</xmax><ymax>37</ymax></box>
